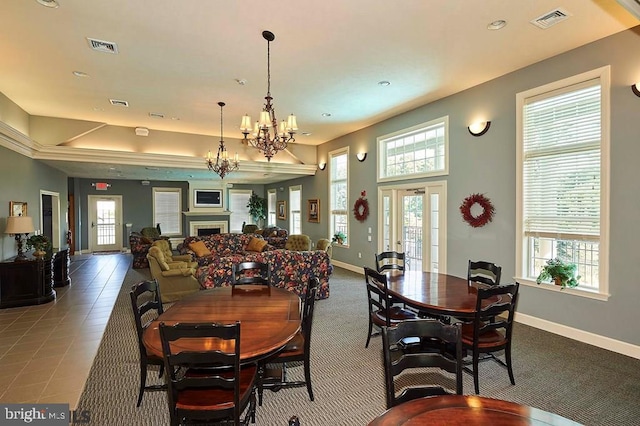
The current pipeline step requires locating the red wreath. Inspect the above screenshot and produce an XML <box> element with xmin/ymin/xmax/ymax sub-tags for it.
<box><xmin>353</xmin><ymin>195</ymin><xmax>370</xmax><ymax>222</ymax></box>
<box><xmin>459</xmin><ymin>193</ymin><xmax>495</xmax><ymax>228</ymax></box>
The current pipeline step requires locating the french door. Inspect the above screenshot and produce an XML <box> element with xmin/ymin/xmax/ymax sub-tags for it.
<box><xmin>88</xmin><ymin>195</ymin><xmax>123</xmax><ymax>252</ymax></box>
<box><xmin>378</xmin><ymin>182</ymin><xmax>447</xmax><ymax>273</ymax></box>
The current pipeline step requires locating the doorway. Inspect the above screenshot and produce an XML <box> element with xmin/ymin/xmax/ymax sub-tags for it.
<box><xmin>40</xmin><ymin>190</ymin><xmax>61</xmax><ymax>250</ymax></box>
<box><xmin>88</xmin><ymin>195</ymin><xmax>123</xmax><ymax>252</ymax></box>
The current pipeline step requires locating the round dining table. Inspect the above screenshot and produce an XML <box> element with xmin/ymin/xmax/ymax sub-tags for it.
<box><xmin>142</xmin><ymin>285</ymin><xmax>301</xmax><ymax>363</ymax></box>
<box><xmin>368</xmin><ymin>395</ymin><xmax>582</xmax><ymax>425</ymax></box>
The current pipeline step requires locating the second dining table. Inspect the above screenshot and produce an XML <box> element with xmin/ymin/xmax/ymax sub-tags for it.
<box><xmin>384</xmin><ymin>270</ymin><xmax>501</xmax><ymax>320</ymax></box>
<box><xmin>142</xmin><ymin>284</ymin><xmax>302</xmax><ymax>363</ymax></box>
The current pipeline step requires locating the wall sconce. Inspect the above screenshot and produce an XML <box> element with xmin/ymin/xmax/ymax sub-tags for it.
<box><xmin>356</xmin><ymin>152</ymin><xmax>367</xmax><ymax>162</ymax></box>
<box><xmin>632</xmin><ymin>83</ymin><xmax>640</xmax><ymax>97</ymax></box>
<box><xmin>318</xmin><ymin>162</ymin><xmax>326</xmax><ymax>170</ymax></box>
<box><xmin>468</xmin><ymin>121</ymin><xmax>491</xmax><ymax>137</ymax></box>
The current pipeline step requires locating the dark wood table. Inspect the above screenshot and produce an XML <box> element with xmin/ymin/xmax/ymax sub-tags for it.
<box><xmin>368</xmin><ymin>395</ymin><xmax>582</xmax><ymax>425</ymax></box>
<box><xmin>384</xmin><ymin>270</ymin><xmax>500</xmax><ymax>319</ymax></box>
<box><xmin>143</xmin><ymin>285</ymin><xmax>301</xmax><ymax>363</ymax></box>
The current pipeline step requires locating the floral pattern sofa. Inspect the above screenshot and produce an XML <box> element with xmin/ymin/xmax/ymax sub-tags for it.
<box><xmin>130</xmin><ymin>232</ymin><xmax>153</xmax><ymax>269</ymax></box>
<box><xmin>177</xmin><ymin>233</ymin><xmax>332</xmax><ymax>299</ymax></box>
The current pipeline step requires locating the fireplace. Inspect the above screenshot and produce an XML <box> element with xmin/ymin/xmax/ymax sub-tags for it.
<box><xmin>189</xmin><ymin>220</ymin><xmax>228</xmax><ymax>237</ymax></box>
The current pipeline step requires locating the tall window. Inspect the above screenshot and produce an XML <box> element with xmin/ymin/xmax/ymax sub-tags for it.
<box><xmin>330</xmin><ymin>147</ymin><xmax>349</xmax><ymax>244</ymax></box>
<box><xmin>153</xmin><ymin>187</ymin><xmax>182</xmax><ymax>236</ymax></box>
<box><xmin>377</xmin><ymin>116</ymin><xmax>448</xmax><ymax>182</ymax></box>
<box><xmin>517</xmin><ymin>66</ymin><xmax>609</xmax><ymax>296</ymax></box>
<box><xmin>229</xmin><ymin>189</ymin><xmax>251</xmax><ymax>232</ymax></box>
<box><xmin>267</xmin><ymin>189</ymin><xmax>276</xmax><ymax>226</ymax></box>
<box><xmin>289</xmin><ymin>185</ymin><xmax>301</xmax><ymax>234</ymax></box>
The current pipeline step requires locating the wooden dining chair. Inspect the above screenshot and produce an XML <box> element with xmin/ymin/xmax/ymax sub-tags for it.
<box><xmin>258</xmin><ymin>277</ymin><xmax>319</xmax><ymax>405</ymax></box>
<box><xmin>232</xmin><ymin>260</ymin><xmax>270</xmax><ymax>286</ymax></box>
<box><xmin>375</xmin><ymin>251</ymin><xmax>406</xmax><ymax>273</ymax></box>
<box><xmin>382</xmin><ymin>319</ymin><xmax>463</xmax><ymax>409</ymax></box>
<box><xmin>159</xmin><ymin>321</ymin><xmax>257</xmax><ymax>426</ymax></box>
<box><xmin>467</xmin><ymin>260</ymin><xmax>502</xmax><ymax>286</ymax></box>
<box><xmin>364</xmin><ymin>266</ymin><xmax>417</xmax><ymax>348</ymax></box>
<box><xmin>461</xmin><ymin>282</ymin><xmax>520</xmax><ymax>394</ymax></box>
<box><xmin>129</xmin><ymin>279</ymin><xmax>166</xmax><ymax>407</ymax></box>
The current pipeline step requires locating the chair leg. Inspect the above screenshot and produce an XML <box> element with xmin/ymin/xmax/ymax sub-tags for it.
<box><xmin>137</xmin><ymin>361</ymin><xmax>147</xmax><ymax>407</ymax></box>
<box><xmin>366</xmin><ymin>319</ymin><xmax>373</xmax><ymax>348</ymax></box>
<box><xmin>250</xmin><ymin>386</ymin><xmax>257</xmax><ymax>424</ymax></box>
<box><xmin>506</xmin><ymin>345</ymin><xmax>515</xmax><ymax>385</ymax></box>
<box><xmin>257</xmin><ymin>362</ymin><xmax>265</xmax><ymax>407</ymax></box>
<box><xmin>304</xmin><ymin>357</ymin><xmax>314</xmax><ymax>401</ymax></box>
<box><xmin>473</xmin><ymin>350</ymin><xmax>480</xmax><ymax>395</ymax></box>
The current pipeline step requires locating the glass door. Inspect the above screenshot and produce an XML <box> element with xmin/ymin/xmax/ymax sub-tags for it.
<box><xmin>88</xmin><ymin>195</ymin><xmax>122</xmax><ymax>252</ymax></box>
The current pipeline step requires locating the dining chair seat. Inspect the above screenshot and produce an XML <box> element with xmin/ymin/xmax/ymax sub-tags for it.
<box><xmin>461</xmin><ymin>323</ymin><xmax>505</xmax><ymax>347</ymax></box>
<box><xmin>280</xmin><ymin>331</ymin><xmax>304</xmax><ymax>355</ymax></box>
<box><xmin>177</xmin><ymin>365</ymin><xmax>257</xmax><ymax>411</ymax></box>
<box><xmin>373</xmin><ymin>306</ymin><xmax>417</xmax><ymax>326</ymax></box>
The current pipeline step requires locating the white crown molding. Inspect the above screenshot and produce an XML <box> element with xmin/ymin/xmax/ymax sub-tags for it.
<box><xmin>0</xmin><ymin>121</ymin><xmax>36</xmax><ymax>156</ymax></box>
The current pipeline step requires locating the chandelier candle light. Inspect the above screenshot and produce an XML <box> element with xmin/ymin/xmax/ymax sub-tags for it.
<box><xmin>207</xmin><ymin>101</ymin><xmax>239</xmax><ymax>179</ymax></box>
<box><xmin>240</xmin><ymin>30</ymin><xmax>298</xmax><ymax>161</ymax></box>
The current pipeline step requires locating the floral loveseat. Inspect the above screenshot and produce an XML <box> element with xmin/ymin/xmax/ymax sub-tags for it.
<box><xmin>177</xmin><ymin>233</ymin><xmax>331</xmax><ymax>299</ymax></box>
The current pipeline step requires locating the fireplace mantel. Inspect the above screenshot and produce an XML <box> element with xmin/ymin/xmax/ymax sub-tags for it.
<box><xmin>183</xmin><ymin>211</ymin><xmax>231</xmax><ymax>216</ymax></box>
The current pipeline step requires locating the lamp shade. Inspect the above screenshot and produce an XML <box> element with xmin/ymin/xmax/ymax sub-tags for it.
<box><xmin>5</xmin><ymin>216</ymin><xmax>35</xmax><ymax>235</ymax></box>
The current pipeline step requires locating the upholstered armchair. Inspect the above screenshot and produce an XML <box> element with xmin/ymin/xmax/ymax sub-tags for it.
<box><xmin>316</xmin><ymin>238</ymin><xmax>332</xmax><ymax>259</ymax></box>
<box><xmin>130</xmin><ymin>232</ymin><xmax>153</xmax><ymax>269</ymax></box>
<box><xmin>146</xmin><ymin>246</ymin><xmax>200</xmax><ymax>302</ymax></box>
<box><xmin>151</xmin><ymin>239</ymin><xmax>196</xmax><ymax>267</ymax></box>
<box><xmin>285</xmin><ymin>234</ymin><xmax>312</xmax><ymax>251</ymax></box>
<box><xmin>242</xmin><ymin>223</ymin><xmax>260</xmax><ymax>234</ymax></box>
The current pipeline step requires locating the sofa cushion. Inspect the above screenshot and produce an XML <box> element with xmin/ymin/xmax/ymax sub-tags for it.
<box><xmin>189</xmin><ymin>240</ymin><xmax>210</xmax><ymax>257</ymax></box>
<box><xmin>148</xmin><ymin>246</ymin><xmax>170</xmax><ymax>271</ymax></box>
<box><xmin>246</xmin><ymin>237</ymin><xmax>268</xmax><ymax>252</ymax></box>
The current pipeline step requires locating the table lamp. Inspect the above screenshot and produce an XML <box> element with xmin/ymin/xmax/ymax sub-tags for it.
<box><xmin>4</xmin><ymin>215</ymin><xmax>35</xmax><ymax>261</ymax></box>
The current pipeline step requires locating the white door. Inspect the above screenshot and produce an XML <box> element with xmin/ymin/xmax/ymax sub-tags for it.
<box><xmin>398</xmin><ymin>189</ymin><xmax>424</xmax><ymax>271</ymax></box>
<box><xmin>88</xmin><ymin>195</ymin><xmax>123</xmax><ymax>252</ymax></box>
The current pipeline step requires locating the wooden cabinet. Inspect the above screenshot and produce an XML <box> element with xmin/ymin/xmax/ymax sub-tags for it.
<box><xmin>0</xmin><ymin>255</ymin><xmax>56</xmax><ymax>308</ymax></box>
<box><xmin>52</xmin><ymin>248</ymin><xmax>71</xmax><ymax>288</ymax></box>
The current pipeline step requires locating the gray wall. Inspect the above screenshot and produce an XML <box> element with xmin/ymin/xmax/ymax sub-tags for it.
<box><xmin>0</xmin><ymin>146</ymin><xmax>68</xmax><ymax>260</ymax></box>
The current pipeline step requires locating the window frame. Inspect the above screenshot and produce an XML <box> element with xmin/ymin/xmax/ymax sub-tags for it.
<box><xmin>289</xmin><ymin>185</ymin><xmax>302</xmax><ymax>235</ymax></box>
<box><xmin>329</xmin><ymin>147</ymin><xmax>349</xmax><ymax>247</ymax></box>
<box><xmin>515</xmin><ymin>66</ymin><xmax>610</xmax><ymax>300</ymax></box>
<box><xmin>152</xmin><ymin>187</ymin><xmax>182</xmax><ymax>236</ymax></box>
<box><xmin>267</xmin><ymin>189</ymin><xmax>277</xmax><ymax>227</ymax></box>
<box><xmin>228</xmin><ymin>189</ymin><xmax>252</xmax><ymax>233</ymax></box>
<box><xmin>377</xmin><ymin>116</ymin><xmax>449</xmax><ymax>183</ymax></box>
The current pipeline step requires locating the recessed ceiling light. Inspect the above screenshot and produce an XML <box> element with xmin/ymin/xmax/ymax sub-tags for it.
<box><xmin>321</xmin><ymin>113</ymin><xmax>331</xmax><ymax>117</ymax></box>
<box><xmin>302</xmin><ymin>132</ymin><xmax>312</xmax><ymax>136</ymax></box>
<box><xmin>378</xmin><ymin>81</ymin><xmax>391</xmax><ymax>86</ymax></box>
<box><xmin>36</xmin><ymin>0</ymin><xmax>59</xmax><ymax>8</ymax></box>
<box><xmin>487</xmin><ymin>20</ymin><xmax>507</xmax><ymax>30</ymax></box>
<box><xmin>235</xmin><ymin>78</ymin><xmax>247</xmax><ymax>86</ymax></box>
<box><xmin>171</xmin><ymin>117</ymin><xmax>180</xmax><ymax>121</ymax></box>
<box><xmin>72</xmin><ymin>71</ymin><xmax>89</xmax><ymax>78</ymax></box>
<box><xmin>149</xmin><ymin>112</ymin><xmax>164</xmax><ymax>118</ymax></box>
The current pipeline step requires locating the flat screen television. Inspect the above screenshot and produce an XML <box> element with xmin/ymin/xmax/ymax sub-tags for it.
<box><xmin>194</xmin><ymin>189</ymin><xmax>223</xmax><ymax>208</ymax></box>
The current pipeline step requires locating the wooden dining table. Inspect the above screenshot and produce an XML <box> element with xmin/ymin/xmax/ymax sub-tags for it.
<box><xmin>142</xmin><ymin>285</ymin><xmax>301</xmax><ymax>363</ymax></box>
<box><xmin>368</xmin><ymin>395</ymin><xmax>582</xmax><ymax>425</ymax></box>
<box><xmin>384</xmin><ymin>270</ymin><xmax>501</xmax><ymax>319</ymax></box>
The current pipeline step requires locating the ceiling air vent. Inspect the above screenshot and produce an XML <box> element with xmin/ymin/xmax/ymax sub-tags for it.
<box><xmin>530</xmin><ymin>8</ymin><xmax>571</xmax><ymax>29</ymax></box>
<box><xmin>149</xmin><ymin>112</ymin><xmax>165</xmax><ymax>119</ymax></box>
<box><xmin>109</xmin><ymin>99</ymin><xmax>129</xmax><ymax>107</ymax></box>
<box><xmin>87</xmin><ymin>37</ymin><xmax>119</xmax><ymax>54</ymax></box>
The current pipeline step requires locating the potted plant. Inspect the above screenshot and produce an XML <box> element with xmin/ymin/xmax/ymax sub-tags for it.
<box><xmin>536</xmin><ymin>258</ymin><xmax>580</xmax><ymax>288</ymax></box>
<box><xmin>332</xmin><ymin>231</ymin><xmax>347</xmax><ymax>245</ymax></box>
<box><xmin>26</xmin><ymin>234</ymin><xmax>52</xmax><ymax>257</ymax></box>
<box><xmin>246</xmin><ymin>192</ymin><xmax>267</xmax><ymax>226</ymax></box>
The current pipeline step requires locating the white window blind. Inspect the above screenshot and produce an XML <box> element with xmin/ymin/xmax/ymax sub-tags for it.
<box><xmin>153</xmin><ymin>188</ymin><xmax>181</xmax><ymax>235</ymax></box>
<box><xmin>267</xmin><ymin>190</ymin><xmax>276</xmax><ymax>226</ymax></box>
<box><xmin>229</xmin><ymin>190</ymin><xmax>251</xmax><ymax>232</ymax></box>
<box><xmin>330</xmin><ymin>148</ymin><xmax>348</xmax><ymax>241</ymax></box>
<box><xmin>289</xmin><ymin>186</ymin><xmax>301</xmax><ymax>234</ymax></box>
<box><xmin>523</xmin><ymin>81</ymin><xmax>601</xmax><ymax>240</ymax></box>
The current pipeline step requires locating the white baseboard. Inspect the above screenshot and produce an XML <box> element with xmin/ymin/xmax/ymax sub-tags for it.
<box><xmin>330</xmin><ymin>261</ymin><xmax>640</xmax><ymax>360</ymax></box>
<box><xmin>516</xmin><ymin>313</ymin><xmax>640</xmax><ymax>360</ymax></box>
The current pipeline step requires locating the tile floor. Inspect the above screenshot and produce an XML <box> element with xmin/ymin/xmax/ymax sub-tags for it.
<box><xmin>0</xmin><ymin>253</ymin><xmax>130</xmax><ymax>410</ymax></box>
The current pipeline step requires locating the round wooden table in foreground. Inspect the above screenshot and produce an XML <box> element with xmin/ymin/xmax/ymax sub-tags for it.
<box><xmin>368</xmin><ymin>395</ymin><xmax>582</xmax><ymax>426</ymax></box>
<box><xmin>143</xmin><ymin>285</ymin><xmax>301</xmax><ymax>363</ymax></box>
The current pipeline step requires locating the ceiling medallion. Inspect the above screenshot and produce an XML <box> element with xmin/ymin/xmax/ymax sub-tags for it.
<box><xmin>239</xmin><ymin>30</ymin><xmax>298</xmax><ymax>162</ymax></box>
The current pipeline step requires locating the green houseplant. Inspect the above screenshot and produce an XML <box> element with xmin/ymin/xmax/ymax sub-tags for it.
<box><xmin>246</xmin><ymin>192</ymin><xmax>267</xmax><ymax>224</ymax></box>
<box><xmin>332</xmin><ymin>231</ymin><xmax>347</xmax><ymax>245</ymax></box>
<box><xmin>26</xmin><ymin>234</ymin><xmax>52</xmax><ymax>257</ymax></box>
<box><xmin>536</xmin><ymin>258</ymin><xmax>581</xmax><ymax>289</ymax></box>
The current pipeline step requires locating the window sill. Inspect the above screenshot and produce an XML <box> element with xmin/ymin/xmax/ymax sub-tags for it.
<box><xmin>516</xmin><ymin>277</ymin><xmax>610</xmax><ymax>301</ymax></box>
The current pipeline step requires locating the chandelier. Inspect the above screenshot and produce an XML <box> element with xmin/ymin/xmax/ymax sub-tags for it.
<box><xmin>207</xmin><ymin>101</ymin><xmax>239</xmax><ymax>179</ymax></box>
<box><xmin>240</xmin><ymin>30</ymin><xmax>298</xmax><ymax>162</ymax></box>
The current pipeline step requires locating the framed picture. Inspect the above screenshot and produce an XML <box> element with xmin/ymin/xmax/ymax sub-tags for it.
<box><xmin>277</xmin><ymin>200</ymin><xmax>286</xmax><ymax>220</ymax></box>
<box><xmin>9</xmin><ymin>201</ymin><xmax>27</xmax><ymax>217</ymax></box>
<box><xmin>308</xmin><ymin>199</ymin><xmax>320</xmax><ymax>223</ymax></box>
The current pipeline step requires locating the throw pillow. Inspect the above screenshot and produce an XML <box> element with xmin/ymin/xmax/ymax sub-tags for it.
<box><xmin>246</xmin><ymin>237</ymin><xmax>268</xmax><ymax>252</ymax></box>
<box><xmin>189</xmin><ymin>240</ymin><xmax>210</xmax><ymax>257</ymax></box>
